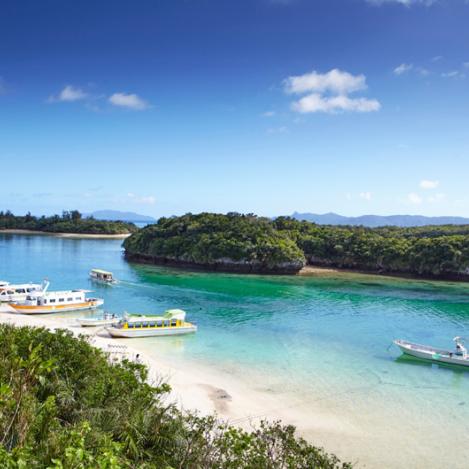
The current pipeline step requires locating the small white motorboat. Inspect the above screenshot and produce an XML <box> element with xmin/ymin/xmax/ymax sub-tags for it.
<box><xmin>89</xmin><ymin>269</ymin><xmax>116</xmax><ymax>284</ymax></box>
<box><xmin>77</xmin><ymin>312</ymin><xmax>120</xmax><ymax>327</ymax></box>
<box><xmin>0</xmin><ymin>280</ymin><xmax>47</xmax><ymax>303</ymax></box>
<box><xmin>394</xmin><ymin>337</ymin><xmax>469</xmax><ymax>367</ymax></box>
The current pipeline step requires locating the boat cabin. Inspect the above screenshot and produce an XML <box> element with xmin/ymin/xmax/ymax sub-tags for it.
<box><xmin>89</xmin><ymin>269</ymin><xmax>115</xmax><ymax>283</ymax></box>
<box><xmin>22</xmin><ymin>290</ymin><xmax>88</xmax><ymax>306</ymax></box>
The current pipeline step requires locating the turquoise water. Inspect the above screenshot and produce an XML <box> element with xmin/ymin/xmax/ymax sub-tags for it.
<box><xmin>2</xmin><ymin>233</ymin><xmax>469</xmax><ymax>467</ymax></box>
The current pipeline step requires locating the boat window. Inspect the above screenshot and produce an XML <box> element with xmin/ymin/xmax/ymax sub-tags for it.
<box><xmin>170</xmin><ymin>320</ymin><xmax>177</xmax><ymax>327</ymax></box>
<box><xmin>75</xmin><ymin>297</ymin><xmax>81</xmax><ymax>301</ymax></box>
<box><xmin>59</xmin><ymin>298</ymin><xmax>64</xmax><ymax>302</ymax></box>
<box><xmin>149</xmin><ymin>322</ymin><xmax>156</xmax><ymax>327</ymax></box>
<box><xmin>67</xmin><ymin>297</ymin><xmax>73</xmax><ymax>302</ymax></box>
<box><xmin>15</xmin><ymin>288</ymin><xmax>26</xmax><ymax>294</ymax></box>
<box><xmin>164</xmin><ymin>320</ymin><xmax>170</xmax><ymax>327</ymax></box>
<box><xmin>49</xmin><ymin>299</ymin><xmax>56</xmax><ymax>303</ymax></box>
<box><xmin>128</xmin><ymin>323</ymin><xmax>134</xmax><ymax>328</ymax></box>
<box><xmin>26</xmin><ymin>288</ymin><xmax>35</xmax><ymax>293</ymax></box>
<box><xmin>43</xmin><ymin>299</ymin><xmax>47</xmax><ymax>304</ymax></box>
<box><xmin>157</xmin><ymin>321</ymin><xmax>162</xmax><ymax>327</ymax></box>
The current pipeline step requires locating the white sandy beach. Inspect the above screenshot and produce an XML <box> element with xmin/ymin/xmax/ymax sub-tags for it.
<box><xmin>0</xmin><ymin>229</ymin><xmax>131</xmax><ymax>239</ymax></box>
<box><xmin>1</xmin><ymin>306</ymin><xmax>467</xmax><ymax>469</ymax></box>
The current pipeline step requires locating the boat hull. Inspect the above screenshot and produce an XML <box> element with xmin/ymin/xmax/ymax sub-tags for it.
<box><xmin>107</xmin><ymin>325</ymin><xmax>197</xmax><ymax>338</ymax></box>
<box><xmin>77</xmin><ymin>317</ymin><xmax>119</xmax><ymax>327</ymax></box>
<box><xmin>395</xmin><ymin>340</ymin><xmax>469</xmax><ymax>367</ymax></box>
<box><xmin>9</xmin><ymin>299</ymin><xmax>104</xmax><ymax>315</ymax></box>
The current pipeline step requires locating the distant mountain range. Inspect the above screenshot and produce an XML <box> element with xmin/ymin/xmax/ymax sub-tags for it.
<box><xmin>291</xmin><ymin>212</ymin><xmax>469</xmax><ymax>227</ymax></box>
<box><xmin>87</xmin><ymin>210</ymin><xmax>157</xmax><ymax>223</ymax></box>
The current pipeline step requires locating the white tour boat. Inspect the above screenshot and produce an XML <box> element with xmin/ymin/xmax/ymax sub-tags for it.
<box><xmin>77</xmin><ymin>312</ymin><xmax>120</xmax><ymax>327</ymax></box>
<box><xmin>89</xmin><ymin>269</ymin><xmax>116</xmax><ymax>284</ymax></box>
<box><xmin>0</xmin><ymin>280</ymin><xmax>46</xmax><ymax>303</ymax></box>
<box><xmin>106</xmin><ymin>309</ymin><xmax>197</xmax><ymax>338</ymax></box>
<box><xmin>394</xmin><ymin>337</ymin><xmax>469</xmax><ymax>367</ymax></box>
<box><xmin>9</xmin><ymin>282</ymin><xmax>104</xmax><ymax>314</ymax></box>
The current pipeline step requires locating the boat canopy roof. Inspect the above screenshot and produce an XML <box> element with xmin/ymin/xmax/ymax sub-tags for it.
<box><xmin>91</xmin><ymin>269</ymin><xmax>113</xmax><ymax>276</ymax></box>
<box><xmin>125</xmin><ymin>309</ymin><xmax>187</xmax><ymax>322</ymax></box>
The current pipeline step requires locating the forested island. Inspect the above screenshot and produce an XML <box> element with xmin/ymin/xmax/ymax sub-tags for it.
<box><xmin>0</xmin><ymin>324</ymin><xmax>350</xmax><ymax>468</ymax></box>
<box><xmin>0</xmin><ymin>210</ymin><xmax>137</xmax><ymax>235</ymax></box>
<box><xmin>124</xmin><ymin>212</ymin><xmax>469</xmax><ymax>279</ymax></box>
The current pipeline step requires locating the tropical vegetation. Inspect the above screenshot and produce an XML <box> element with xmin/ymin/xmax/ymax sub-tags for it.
<box><xmin>125</xmin><ymin>212</ymin><xmax>469</xmax><ymax>279</ymax></box>
<box><xmin>0</xmin><ymin>210</ymin><xmax>137</xmax><ymax>235</ymax></box>
<box><xmin>124</xmin><ymin>212</ymin><xmax>305</xmax><ymax>273</ymax></box>
<box><xmin>0</xmin><ymin>324</ymin><xmax>350</xmax><ymax>468</ymax></box>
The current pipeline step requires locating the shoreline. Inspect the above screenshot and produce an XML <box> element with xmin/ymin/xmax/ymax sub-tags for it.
<box><xmin>1</xmin><ymin>308</ymin><xmax>467</xmax><ymax>468</ymax></box>
<box><xmin>0</xmin><ymin>229</ymin><xmax>131</xmax><ymax>239</ymax></box>
<box><xmin>0</xmin><ymin>308</ymin><xmax>363</xmax><ymax>466</ymax></box>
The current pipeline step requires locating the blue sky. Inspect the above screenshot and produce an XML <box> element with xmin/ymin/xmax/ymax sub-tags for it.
<box><xmin>1</xmin><ymin>0</ymin><xmax>468</xmax><ymax>218</ymax></box>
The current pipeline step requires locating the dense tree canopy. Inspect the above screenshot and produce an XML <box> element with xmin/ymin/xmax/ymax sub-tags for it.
<box><xmin>0</xmin><ymin>210</ymin><xmax>137</xmax><ymax>235</ymax></box>
<box><xmin>125</xmin><ymin>213</ymin><xmax>469</xmax><ymax>279</ymax></box>
<box><xmin>124</xmin><ymin>213</ymin><xmax>306</xmax><ymax>273</ymax></box>
<box><xmin>0</xmin><ymin>324</ymin><xmax>350</xmax><ymax>468</ymax></box>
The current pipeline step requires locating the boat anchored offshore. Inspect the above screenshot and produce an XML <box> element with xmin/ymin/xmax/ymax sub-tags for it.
<box><xmin>9</xmin><ymin>282</ymin><xmax>104</xmax><ymax>314</ymax></box>
<box><xmin>77</xmin><ymin>312</ymin><xmax>120</xmax><ymax>327</ymax></box>
<box><xmin>0</xmin><ymin>280</ymin><xmax>46</xmax><ymax>303</ymax></box>
<box><xmin>394</xmin><ymin>337</ymin><xmax>469</xmax><ymax>368</ymax></box>
<box><xmin>89</xmin><ymin>269</ymin><xmax>116</xmax><ymax>284</ymax></box>
<box><xmin>106</xmin><ymin>309</ymin><xmax>197</xmax><ymax>338</ymax></box>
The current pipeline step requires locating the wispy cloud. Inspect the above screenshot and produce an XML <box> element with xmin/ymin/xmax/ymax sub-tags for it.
<box><xmin>284</xmin><ymin>69</ymin><xmax>380</xmax><ymax>114</ymax></box>
<box><xmin>367</xmin><ymin>0</ymin><xmax>437</xmax><ymax>6</ymax></box>
<box><xmin>420</xmin><ymin>179</ymin><xmax>439</xmax><ymax>189</ymax></box>
<box><xmin>441</xmin><ymin>70</ymin><xmax>465</xmax><ymax>79</ymax></box>
<box><xmin>49</xmin><ymin>85</ymin><xmax>88</xmax><ymax>102</ymax></box>
<box><xmin>266</xmin><ymin>126</ymin><xmax>288</xmax><ymax>134</ymax></box>
<box><xmin>408</xmin><ymin>193</ymin><xmax>423</xmax><ymax>205</ymax></box>
<box><xmin>127</xmin><ymin>192</ymin><xmax>156</xmax><ymax>205</ymax></box>
<box><xmin>109</xmin><ymin>92</ymin><xmax>149</xmax><ymax>110</ymax></box>
<box><xmin>394</xmin><ymin>63</ymin><xmax>413</xmax><ymax>75</ymax></box>
<box><xmin>359</xmin><ymin>191</ymin><xmax>372</xmax><ymax>201</ymax></box>
<box><xmin>262</xmin><ymin>111</ymin><xmax>276</xmax><ymax>117</ymax></box>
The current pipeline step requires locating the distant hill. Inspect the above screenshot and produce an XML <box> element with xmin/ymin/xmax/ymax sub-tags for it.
<box><xmin>87</xmin><ymin>210</ymin><xmax>157</xmax><ymax>223</ymax></box>
<box><xmin>291</xmin><ymin>212</ymin><xmax>469</xmax><ymax>227</ymax></box>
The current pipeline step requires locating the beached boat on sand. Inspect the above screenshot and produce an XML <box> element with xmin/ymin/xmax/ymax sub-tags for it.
<box><xmin>9</xmin><ymin>282</ymin><xmax>103</xmax><ymax>314</ymax></box>
<box><xmin>0</xmin><ymin>280</ymin><xmax>46</xmax><ymax>302</ymax></box>
<box><xmin>394</xmin><ymin>337</ymin><xmax>469</xmax><ymax>367</ymax></box>
<box><xmin>77</xmin><ymin>312</ymin><xmax>120</xmax><ymax>327</ymax></box>
<box><xmin>106</xmin><ymin>309</ymin><xmax>197</xmax><ymax>338</ymax></box>
<box><xmin>89</xmin><ymin>269</ymin><xmax>116</xmax><ymax>284</ymax></box>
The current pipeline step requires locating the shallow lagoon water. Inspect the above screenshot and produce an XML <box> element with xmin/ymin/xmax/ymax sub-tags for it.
<box><xmin>2</xmin><ymin>233</ymin><xmax>469</xmax><ymax>467</ymax></box>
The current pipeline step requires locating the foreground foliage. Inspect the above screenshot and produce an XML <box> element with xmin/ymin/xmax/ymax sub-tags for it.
<box><xmin>0</xmin><ymin>210</ymin><xmax>137</xmax><ymax>235</ymax></box>
<box><xmin>0</xmin><ymin>324</ymin><xmax>351</xmax><ymax>468</ymax></box>
<box><xmin>125</xmin><ymin>212</ymin><xmax>469</xmax><ymax>278</ymax></box>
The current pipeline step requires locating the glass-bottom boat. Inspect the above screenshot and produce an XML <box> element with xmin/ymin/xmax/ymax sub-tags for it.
<box><xmin>106</xmin><ymin>309</ymin><xmax>197</xmax><ymax>338</ymax></box>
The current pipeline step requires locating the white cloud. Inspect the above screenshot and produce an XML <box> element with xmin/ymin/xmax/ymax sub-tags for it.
<box><xmin>266</xmin><ymin>126</ymin><xmax>288</xmax><ymax>134</ymax></box>
<box><xmin>408</xmin><ymin>193</ymin><xmax>423</xmax><ymax>205</ymax></box>
<box><xmin>284</xmin><ymin>69</ymin><xmax>380</xmax><ymax>114</ymax></box>
<box><xmin>367</xmin><ymin>0</ymin><xmax>436</xmax><ymax>5</ymax></box>
<box><xmin>284</xmin><ymin>69</ymin><xmax>367</xmax><ymax>95</ymax></box>
<box><xmin>428</xmin><ymin>193</ymin><xmax>446</xmax><ymax>203</ymax></box>
<box><xmin>359</xmin><ymin>191</ymin><xmax>372</xmax><ymax>201</ymax></box>
<box><xmin>441</xmin><ymin>70</ymin><xmax>465</xmax><ymax>79</ymax></box>
<box><xmin>109</xmin><ymin>92</ymin><xmax>149</xmax><ymax>110</ymax></box>
<box><xmin>50</xmin><ymin>85</ymin><xmax>88</xmax><ymax>102</ymax></box>
<box><xmin>420</xmin><ymin>179</ymin><xmax>439</xmax><ymax>189</ymax></box>
<box><xmin>394</xmin><ymin>63</ymin><xmax>413</xmax><ymax>75</ymax></box>
<box><xmin>431</xmin><ymin>56</ymin><xmax>443</xmax><ymax>62</ymax></box>
<box><xmin>464</xmin><ymin>62</ymin><xmax>469</xmax><ymax>69</ymax></box>
<box><xmin>262</xmin><ymin>111</ymin><xmax>276</xmax><ymax>117</ymax></box>
<box><xmin>292</xmin><ymin>93</ymin><xmax>380</xmax><ymax>114</ymax></box>
<box><xmin>127</xmin><ymin>192</ymin><xmax>156</xmax><ymax>205</ymax></box>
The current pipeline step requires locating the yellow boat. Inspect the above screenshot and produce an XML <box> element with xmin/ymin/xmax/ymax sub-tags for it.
<box><xmin>106</xmin><ymin>309</ymin><xmax>197</xmax><ymax>338</ymax></box>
